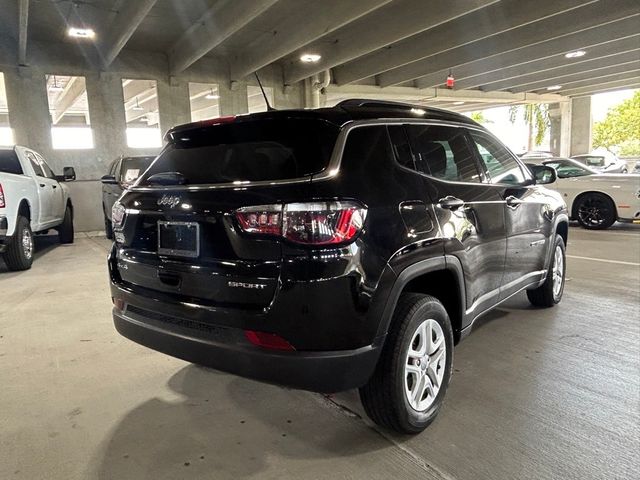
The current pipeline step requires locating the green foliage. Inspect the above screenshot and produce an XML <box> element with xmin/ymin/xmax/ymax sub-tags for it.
<box><xmin>470</xmin><ymin>111</ymin><xmax>490</xmax><ymax>124</ymax></box>
<box><xmin>508</xmin><ymin>103</ymin><xmax>550</xmax><ymax>149</ymax></box>
<box><xmin>593</xmin><ymin>91</ymin><xmax>640</xmax><ymax>155</ymax></box>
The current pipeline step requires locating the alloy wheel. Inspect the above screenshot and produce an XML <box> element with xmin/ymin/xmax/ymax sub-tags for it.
<box><xmin>578</xmin><ymin>197</ymin><xmax>610</xmax><ymax>227</ymax></box>
<box><xmin>552</xmin><ymin>245</ymin><xmax>563</xmax><ymax>298</ymax></box>
<box><xmin>22</xmin><ymin>227</ymin><xmax>33</xmax><ymax>260</ymax></box>
<box><xmin>404</xmin><ymin>319</ymin><xmax>446</xmax><ymax>412</ymax></box>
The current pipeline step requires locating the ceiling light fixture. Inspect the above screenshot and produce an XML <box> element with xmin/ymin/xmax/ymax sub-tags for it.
<box><xmin>564</xmin><ymin>50</ymin><xmax>586</xmax><ymax>59</ymax></box>
<box><xmin>453</xmin><ymin>101</ymin><xmax>465</xmax><ymax>105</ymax></box>
<box><xmin>67</xmin><ymin>27</ymin><xmax>96</xmax><ymax>39</ymax></box>
<box><xmin>132</xmin><ymin>97</ymin><xmax>144</xmax><ymax>111</ymax></box>
<box><xmin>48</xmin><ymin>75</ymin><xmax>64</xmax><ymax>92</ymax></box>
<box><xmin>205</xmin><ymin>89</ymin><xmax>219</xmax><ymax>100</ymax></box>
<box><xmin>300</xmin><ymin>53</ymin><xmax>321</xmax><ymax>63</ymax></box>
<box><xmin>546</xmin><ymin>85</ymin><xmax>562</xmax><ymax>91</ymax></box>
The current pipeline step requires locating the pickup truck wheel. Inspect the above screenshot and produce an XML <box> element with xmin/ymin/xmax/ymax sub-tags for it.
<box><xmin>58</xmin><ymin>205</ymin><xmax>74</xmax><ymax>244</ymax></box>
<box><xmin>3</xmin><ymin>216</ymin><xmax>33</xmax><ymax>271</ymax></box>
<box><xmin>527</xmin><ymin>235</ymin><xmax>565</xmax><ymax>307</ymax></box>
<box><xmin>576</xmin><ymin>193</ymin><xmax>616</xmax><ymax>229</ymax></box>
<box><xmin>359</xmin><ymin>293</ymin><xmax>453</xmax><ymax>434</ymax></box>
<box><xmin>104</xmin><ymin>215</ymin><xmax>113</xmax><ymax>240</ymax></box>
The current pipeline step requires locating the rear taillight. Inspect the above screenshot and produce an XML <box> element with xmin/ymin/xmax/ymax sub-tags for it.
<box><xmin>235</xmin><ymin>201</ymin><xmax>367</xmax><ymax>246</ymax></box>
<box><xmin>0</xmin><ymin>183</ymin><xmax>5</xmax><ymax>208</ymax></box>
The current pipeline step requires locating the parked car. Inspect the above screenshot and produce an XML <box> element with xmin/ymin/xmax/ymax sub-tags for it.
<box><xmin>101</xmin><ymin>156</ymin><xmax>155</xmax><ymax>239</ymax></box>
<box><xmin>571</xmin><ymin>151</ymin><xmax>628</xmax><ymax>174</ymax></box>
<box><xmin>527</xmin><ymin>157</ymin><xmax>640</xmax><ymax>229</ymax></box>
<box><xmin>108</xmin><ymin>100</ymin><xmax>569</xmax><ymax>434</ymax></box>
<box><xmin>0</xmin><ymin>146</ymin><xmax>75</xmax><ymax>270</ymax></box>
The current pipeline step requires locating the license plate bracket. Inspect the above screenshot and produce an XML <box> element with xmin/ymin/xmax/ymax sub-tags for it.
<box><xmin>157</xmin><ymin>221</ymin><xmax>200</xmax><ymax>258</ymax></box>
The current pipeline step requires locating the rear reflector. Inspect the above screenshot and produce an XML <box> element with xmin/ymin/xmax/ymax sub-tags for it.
<box><xmin>244</xmin><ymin>330</ymin><xmax>295</xmax><ymax>351</ymax></box>
<box><xmin>0</xmin><ymin>183</ymin><xmax>5</xmax><ymax>208</ymax></box>
<box><xmin>235</xmin><ymin>201</ymin><xmax>367</xmax><ymax>246</ymax></box>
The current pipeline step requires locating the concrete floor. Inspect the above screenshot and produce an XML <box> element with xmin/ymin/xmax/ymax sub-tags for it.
<box><xmin>1</xmin><ymin>225</ymin><xmax>638</xmax><ymax>480</ymax></box>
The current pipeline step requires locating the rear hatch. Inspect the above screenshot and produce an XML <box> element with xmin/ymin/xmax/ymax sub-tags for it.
<box><xmin>113</xmin><ymin>116</ymin><xmax>340</xmax><ymax>309</ymax></box>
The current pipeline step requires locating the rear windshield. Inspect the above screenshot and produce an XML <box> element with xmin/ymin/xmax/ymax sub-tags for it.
<box><xmin>0</xmin><ymin>150</ymin><xmax>23</xmax><ymax>175</ymax></box>
<box><xmin>139</xmin><ymin>118</ymin><xmax>339</xmax><ymax>185</ymax></box>
<box><xmin>120</xmin><ymin>156</ymin><xmax>154</xmax><ymax>184</ymax></box>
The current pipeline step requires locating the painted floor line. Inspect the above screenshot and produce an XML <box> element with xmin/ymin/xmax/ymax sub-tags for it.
<box><xmin>567</xmin><ymin>255</ymin><xmax>640</xmax><ymax>267</ymax></box>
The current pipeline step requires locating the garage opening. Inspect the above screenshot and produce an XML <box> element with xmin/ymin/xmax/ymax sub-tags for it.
<box><xmin>122</xmin><ymin>78</ymin><xmax>161</xmax><ymax>149</ymax></box>
<box><xmin>45</xmin><ymin>74</ymin><xmax>93</xmax><ymax>149</ymax></box>
<box><xmin>0</xmin><ymin>72</ymin><xmax>14</xmax><ymax>146</ymax></box>
<box><xmin>188</xmin><ymin>82</ymin><xmax>220</xmax><ymax>122</ymax></box>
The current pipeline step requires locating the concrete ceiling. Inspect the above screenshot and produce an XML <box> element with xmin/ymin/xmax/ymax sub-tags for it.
<box><xmin>0</xmin><ymin>0</ymin><xmax>638</xmax><ymax>100</ymax></box>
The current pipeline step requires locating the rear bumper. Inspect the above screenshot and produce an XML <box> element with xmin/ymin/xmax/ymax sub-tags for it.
<box><xmin>112</xmin><ymin>292</ymin><xmax>383</xmax><ymax>393</ymax></box>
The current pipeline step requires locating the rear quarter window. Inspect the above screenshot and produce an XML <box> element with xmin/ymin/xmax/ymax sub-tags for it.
<box><xmin>140</xmin><ymin>118</ymin><xmax>339</xmax><ymax>185</ymax></box>
<box><xmin>0</xmin><ymin>150</ymin><xmax>23</xmax><ymax>175</ymax></box>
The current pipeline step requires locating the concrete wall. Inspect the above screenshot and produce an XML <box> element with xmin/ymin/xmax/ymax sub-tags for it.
<box><xmin>0</xmin><ymin>40</ymin><xmax>305</xmax><ymax>232</ymax></box>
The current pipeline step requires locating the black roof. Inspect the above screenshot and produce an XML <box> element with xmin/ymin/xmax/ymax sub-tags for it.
<box><xmin>166</xmin><ymin>99</ymin><xmax>479</xmax><ymax>140</ymax></box>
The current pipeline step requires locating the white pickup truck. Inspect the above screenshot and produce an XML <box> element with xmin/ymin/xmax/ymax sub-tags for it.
<box><xmin>0</xmin><ymin>146</ymin><xmax>76</xmax><ymax>270</ymax></box>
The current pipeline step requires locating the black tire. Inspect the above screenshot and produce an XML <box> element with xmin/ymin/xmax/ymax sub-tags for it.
<box><xmin>104</xmin><ymin>215</ymin><xmax>113</xmax><ymax>240</ymax></box>
<box><xmin>58</xmin><ymin>205</ymin><xmax>74</xmax><ymax>244</ymax></box>
<box><xmin>3</xmin><ymin>216</ymin><xmax>34</xmax><ymax>271</ymax></box>
<box><xmin>359</xmin><ymin>293</ymin><xmax>454</xmax><ymax>434</ymax></box>
<box><xmin>576</xmin><ymin>193</ymin><xmax>616</xmax><ymax>230</ymax></box>
<box><xmin>527</xmin><ymin>234</ymin><xmax>566</xmax><ymax>307</ymax></box>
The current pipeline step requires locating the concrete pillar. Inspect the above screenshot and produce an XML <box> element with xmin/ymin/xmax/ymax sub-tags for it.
<box><xmin>218</xmin><ymin>81</ymin><xmax>248</xmax><ymax>116</ymax></box>
<box><xmin>4</xmin><ymin>66</ymin><xmax>52</xmax><ymax>155</ymax></box>
<box><xmin>85</xmin><ymin>72</ymin><xmax>128</xmax><ymax>164</ymax></box>
<box><xmin>157</xmin><ymin>76</ymin><xmax>191</xmax><ymax>135</ymax></box>
<box><xmin>570</xmin><ymin>96</ymin><xmax>592</xmax><ymax>156</ymax></box>
<box><xmin>548</xmin><ymin>103</ymin><xmax>561</xmax><ymax>156</ymax></box>
<box><xmin>273</xmin><ymin>83</ymin><xmax>304</xmax><ymax>110</ymax></box>
<box><xmin>548</xmin><ymin>101</ymin><xmax>572</xmax><ymax>157</ymax></box>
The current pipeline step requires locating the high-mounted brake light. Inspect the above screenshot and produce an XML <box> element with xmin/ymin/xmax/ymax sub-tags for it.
<box><xmin>0</xmin><ymin>183</ymin><xmax>5</xmax><ymax>208</ymax></box>
<box><xmin>235</xmin><ymin>201</ymin><xmax>367</xmax><ymax>246</ymax></box>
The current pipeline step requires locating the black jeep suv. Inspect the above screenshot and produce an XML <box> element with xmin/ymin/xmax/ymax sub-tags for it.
<box><xmin>108</xmin><ymin>100</ymin><xmax>568</xmax><ymax>433</ymax></box>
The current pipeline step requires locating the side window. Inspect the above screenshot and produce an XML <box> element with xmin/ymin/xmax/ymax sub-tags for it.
<box><xmin>469</xmin><ymin>131</ymin><xmax>529</xmax><ymax>185</ymax></box>
<box><xmin>35</xmin><ymin>153</ymin><xmax>56</xmax><ymax>179</ymax></box>
<box><xmin>25</xmin><ymin>152</ymin><xmax>45</xmax><ymax>177</ymax></box>
<box><xmin>388</xmin><ymin>126</ymin><xmax>415</xmax><ymax>170</ymax></box>
<box><xmin>405</xmin><ymin>125</ymin><xmax>481</xmax><ymax>183</ymax></box>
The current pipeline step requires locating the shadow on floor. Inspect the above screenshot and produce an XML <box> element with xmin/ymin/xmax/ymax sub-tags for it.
<box><xmin>92</xmin><ymin>365</ymin><xmax>394</xmax><ymax>480</ymax></box>
<box><xmin>0</xmin><ymin>234</ymin><xmax>63</xmax><ymax>274</ymax></box>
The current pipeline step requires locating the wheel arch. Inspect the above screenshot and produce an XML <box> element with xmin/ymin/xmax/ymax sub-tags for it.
<box><xmin>17</xmin><ymin>198</ymin><xmax>31</xmax><ymax>221</ymax></box>
<box><xmin>376</xmin><ymin>256</ymin><xmax>466</xmax><ymax>345</ymax></box>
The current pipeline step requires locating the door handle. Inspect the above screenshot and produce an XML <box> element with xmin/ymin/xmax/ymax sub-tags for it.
<box><xmin>438</xmin><ymin>196</ymin><xmax>465</xmax><ymax>210</ymax></box>
<box><xmin>505</xmin><ymin>195</ymin><xmax>521</xmax><ymax>208</ymax></box>
<box><xmin>52</xmin><ymin>185</ymin><xmax>57</xmax><ymax>189</ymax></box>
<box><xmin>39</xmin><ymin>183</ymin><xmax>45</xmax><ymax>188</ymax></box>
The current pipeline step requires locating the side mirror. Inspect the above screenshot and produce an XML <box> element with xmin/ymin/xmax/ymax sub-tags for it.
<box><xmin>528</xmin><ymin>165</ymin><xmax>556</xmax><ymax>185</ymax></box>
<box><xmin>63</xmin><ymin>167</ymin><xmax>76</xmax><ymax>181</ymax></box>
<box><xmin>100</xmin><ymin>174</ymin><xmax>118</xmax><ymax>185</ymax></box>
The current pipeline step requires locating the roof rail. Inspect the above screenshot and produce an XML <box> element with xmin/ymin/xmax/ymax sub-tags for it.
<box><xmin>336</xmin><ymin>98</ymin><xmax>427</xmax><ymax>110</ymax></box>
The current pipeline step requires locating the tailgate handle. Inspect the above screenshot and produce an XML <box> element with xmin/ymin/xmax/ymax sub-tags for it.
<box><xmin>158</xmin><ymin>271</ymin><xmax>181</xmax><ymax>287</ymax></box>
